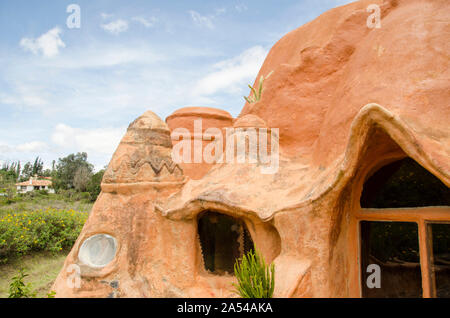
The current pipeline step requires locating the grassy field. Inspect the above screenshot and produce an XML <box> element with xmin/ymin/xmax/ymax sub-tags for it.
<box><xmin>0</xmin><ymin>195</ymin><xmax>93</xmax><ymax>214</ymax></box>
<box><xmin>0</xmin><ymin>194</ymin><xmax>92</xmax><ymax>297</ymax></box>
<box><xmin>0</xmin><ymin>251</ymin><xmax>68</xmax><ymax>298</ymax></box>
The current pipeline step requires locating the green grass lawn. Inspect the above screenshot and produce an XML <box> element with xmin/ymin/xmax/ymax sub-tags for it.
<box><xmin>0</xmin><ymin>195</ymin><xmax>93</xmax><ymax>214</ymax></box>
<box><xmin>0</xmin><ymin>251</ymin><xmax>68</xmax><ymax>298</ymax></box>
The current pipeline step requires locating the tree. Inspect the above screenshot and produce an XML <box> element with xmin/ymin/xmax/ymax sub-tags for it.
<box><xmin>42</xmin><ymin>169</ymin><xmax>52</xmax><ymax>177</ymax></box>
<box><xmin>19</xmin><ymin>157</ymin><xmax>43</xmax><ymax>182</ymax></box>
<box><xmin>32</xmin><ymin>157</ymin><xmax>44</xmax><ymax>176</ymax></box>
<box><xmin>16</xmin><ymin>161</ymin><xmax>21</xmax><ymax>179</ymax></box>
<box><xmin>1</xmin><ymin>161</ymin><xmax>19</xmax><ymax>182</ymax></box>
<box><xmin>73</xmin><ymin>166</ymin><xmax>92</xmax><ymax>192</ymax></box>
<box><xmin>53</xmin><ymin>152</ymin><xmax>93</xmax><ymax>191</ymax></box>
<box><xmin>0</xmin><ymin>169</ymin><xmax>18</xmax><ymax>197</ymax></box>
<box><xmin>86</xmin><ymin>169</ymin><xmax>105</xmax><ymax>201</ymax></box>
<box><xmin>0</xmin><ymin>162</ymin><xmax>19</xmax><ymax>200</ymax></box>
<box><xmin>20</xmin><ymin>162</ymin><xmax>32</xmax><ymax>181</ymax></box>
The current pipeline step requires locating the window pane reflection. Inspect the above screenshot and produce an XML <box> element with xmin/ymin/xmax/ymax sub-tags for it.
<box><xmin>429</xmin><ymin>223</ymin><xmax>450</xmax><ymax>298</ymax></box>
<box><xmin>360</xmin><ymin>221</ymin><xmax>422</xmax><ymax>297</ymax></box>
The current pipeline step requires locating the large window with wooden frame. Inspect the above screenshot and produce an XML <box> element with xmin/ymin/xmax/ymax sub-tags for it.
<box><xmin>357</xmin><ymin>158</ymin><xmax>450</xmax><ymax>298</ymax></box>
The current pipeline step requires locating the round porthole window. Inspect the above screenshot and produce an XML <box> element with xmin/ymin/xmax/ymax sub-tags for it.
<box><xmin>79</xmin><ymin>234</ymin><xmax>117</xmax><ymax>268</ymax></box>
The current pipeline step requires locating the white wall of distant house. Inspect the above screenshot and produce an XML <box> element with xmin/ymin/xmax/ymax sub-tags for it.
<box><xmin>17</xmin><ymin>185</ymin><xmax>55</xmax><ymax>194</ymax></box>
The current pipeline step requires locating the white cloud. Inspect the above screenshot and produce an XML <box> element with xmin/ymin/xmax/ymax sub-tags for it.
<box><xmin>188</xmin><ymin>10</ymin><xmax>215</xmax><ymax>29</ymax></box>
<box><xmin>192</xmin><ymin>46</ymin><xmax>268</xmax><ymax>96</ymax></box>
<box><xmin>188</xmin><ymin>7</ymin><xmax>226</xmax><ymax>30</ymax></box>
<box><xmin>101</xmin><ymin>19</ymin><xmax>129</xmax><ymax>35</ymax></box>
<box><xmin>0</xmin><ymin>126</ymin><xmax>126</xmax><ymax>171</ymax></box>
<box><xmin>0</xmin><ymin>141</ymin><xmax>48</xmax><ymax>153</ymax></box>
<box><xmin>0</xmin><ymin>83</ymin><xmax>49</xmax><ymax>109</ymax></box>
<box><xmin>215</xmin><ymin>8</ymin><xmax>227</xmax><ymax>15</ymax></box>
<box><xmin>0</xmin><ymin>93</ymin><xmax>47</xmax><ymax>107</ymax></box>
<box><xmin>51</xmin><ymin>124</ymin><xmax>126</xmax><ymax>155</ymax></box>
<box><xmin>20</xmin><ymin>27</ymin><xmax>65</xmax><ymax>58</ymax></box>
<box><xmin>132</xmin><ymin>16</ymin><xmax>158</xmax><ymax>28</ymax></box>
<box><xmin>39</xmin><ymin>45</ymin><xmax>165</xmax><ymax>69</ymax></box>
<box><xmin>16</xmin><ymin>141</ymin><xmax>49</xmax><ymax>152</ymax></box>
<box><xmin>0</xmin><ymin>40</ymin><xmax>207</xmax><ymax>121</ymax></box>
<box><xmin>235</xmin><ymin>4</ymin><xmax>248</xmax><ymax>12</ymax></box>
<box><xmin>100</xmin><ymin>12</ymin><xmax>114</xmax><ymax>20</ymax></box>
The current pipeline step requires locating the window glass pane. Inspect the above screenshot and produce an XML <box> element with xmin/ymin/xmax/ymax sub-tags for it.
<box><xmin>361</xmin><ymin>158</ymin><xmax>450</xmax><ymax>208</ymax></box>
<box><xmin>360</xmin><ymin>221</ymin><xmax>422</xmax><ymax>297</ymax></box>
<box><xmin>79</xmin><ymin>234</ymin><xmax>117</xmax><ymax>268</ymax></box>
<box><xmin>429</xmin><ymin>223</ymin><xmax>450</xmax><ymax>298</ymax></box>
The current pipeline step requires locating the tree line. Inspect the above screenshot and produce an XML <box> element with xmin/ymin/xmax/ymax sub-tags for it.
<box><xmin>0</xmin><ymin>152</ymin><xmax>105</xmax><ymax>201</ymax></box>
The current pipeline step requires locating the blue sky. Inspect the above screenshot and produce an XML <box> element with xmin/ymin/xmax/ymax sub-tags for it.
<box><xmin>0</xmin><ymin>0</ymin><xmax>352</xmax><ymax>170</ymax></box>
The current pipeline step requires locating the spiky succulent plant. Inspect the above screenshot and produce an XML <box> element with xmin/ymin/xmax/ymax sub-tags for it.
<box><xmin>244</xmin><ymin>71</ymin><xmax>273</xmax><ymax>104</ymax></box>
<box><xmin>233</xmin><ymin>249</ymin><xmax>275</xmax><ymax>298</ymax></box>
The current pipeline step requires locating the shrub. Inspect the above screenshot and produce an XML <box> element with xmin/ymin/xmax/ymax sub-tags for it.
<box><xmin>0</xmin><ymin>208</ymin><xmax>88</xmax><ymax>263</ymax></box>
<box><xmin>8</xmin><ymin>268</ymin><xmax>56</xmax><ymax>298</ymax></box>
<box><xmin>233</xmin><ymin>250</ymin><xmax>275</xmax><ymax>298</ymax></box>
<box><xmin>78</xmin><ymin>192</ymin><xmax>91</xmax><ymax>202</ymax></box>
<box><xmin>0</xmin><ymin>196</ymin><xmax>21</xmax><ymax>206</ymax></box>
<box><xmin>8</xmin><ymin>268</ymin><xmax>36</xmax><ymax>298</ymax></box>
<box><xmin>37</xmin><ymin>189</ymin><xmax>49</xmax><ymax>196</ymax></box>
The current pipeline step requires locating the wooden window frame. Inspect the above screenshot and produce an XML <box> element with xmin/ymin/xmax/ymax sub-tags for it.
<box><xmin>351</xmin><ymin>206</ymin><xmax>450</xmax><ymax>298</ymax></box>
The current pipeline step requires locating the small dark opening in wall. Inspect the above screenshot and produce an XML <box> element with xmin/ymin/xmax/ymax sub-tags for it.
<box><xmin>360</xmin><ymin>157</ymin><xmax>450</xmax><ymax>208</ymax></box>
<box><xmin>197</xmin><ymin>211</ymin><xmax>254</xmax><ymax>275</ymax></box>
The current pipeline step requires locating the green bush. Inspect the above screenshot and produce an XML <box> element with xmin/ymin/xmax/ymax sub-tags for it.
<box><xmin>18</xmin><ymin>191</ymin><xmax>48</xmax><ymax>200</ymax></box>
<box><xmin>8</xmin><ymin>268</ymin><xmax>36</xmax><ymax>298</ymax></box>
<box><xmin>75</xmin><ymin>192</ymin><xmax>91</xmax><ymax>202</ymax></box>
<box><xmin>57</xmin><ymin>189</ymin><xmax>74</xmax><ymax>200</ymax></box>
<box><xmin>0</xmin><ymin>208</ymin><xmax>88</xmax><ymax>263</ymax></box>
<box><xmin>233</xmin><ymin>250</ymin><xmax>275</xmax><ymax>298</ymax></box>
<box><xmin>8</xmin><ymin>268</ymin><xmax>56</xmax><ymax>298</ymax></box>
<box><xmin>81</xmin><ymin>192</ymin><xmax>91</xmax><ymax>200</ymax></box>
<box><xmin>0</xmin><ymin>196</ymin><xmax>21</xmax><ymax>206</ymax></box>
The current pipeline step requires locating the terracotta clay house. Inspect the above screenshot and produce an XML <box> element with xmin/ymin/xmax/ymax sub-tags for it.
<box><xmin>53</xmin><ymin>0</ymin><xmax>449</xmax><ymax>298</ymax></box>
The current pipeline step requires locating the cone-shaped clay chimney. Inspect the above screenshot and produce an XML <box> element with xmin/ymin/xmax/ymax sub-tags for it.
<box><xmin>103</xmin><ymin>110</ymin><xmax>183</xmax><ymax>185</ymax></box>
<box><xmin>52</xmin><ymin>111</ymin><xmax>186</xmax><ymax>297</ymax></box>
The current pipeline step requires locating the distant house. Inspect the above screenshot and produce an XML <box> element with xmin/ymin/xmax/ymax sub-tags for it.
<box><xmin>16</xmin><ymin>176</ymin><xmax>55</xmax><ymax>194</ymax></box>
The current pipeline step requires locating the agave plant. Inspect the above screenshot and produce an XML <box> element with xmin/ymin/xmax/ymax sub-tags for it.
<box><xmin>233</xmin><ymin>249</ymin><xmax>275</xmax><ymax>298</ymax></box>
<box><xmin>244</xmin><ymin>71</ymin><xmax>273</xmax><ymax>104</ymax></box>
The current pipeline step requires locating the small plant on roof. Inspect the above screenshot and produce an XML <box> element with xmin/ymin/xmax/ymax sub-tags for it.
<box><xmin>244</xmin><ymin>71</ymin><xmax>273</xmax><ymax>104</ymax></box>
<box><xmin>233</xmin><ymin>249</ymin><xmax>275</xmax><ymax>298</ymax></box>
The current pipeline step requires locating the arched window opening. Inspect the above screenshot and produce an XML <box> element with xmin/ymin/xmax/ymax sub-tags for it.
<box><xmin>358</xmin><ymin>157</ymin><xmax>450</xmax><ymax>298</ymax></box>
<box><xmin>360</xmin><ymin>158</ymin><xmax>450</xmax><ymax>208</ymax></box>
<box><xmin>197</xmin><ymin>211</ymin><xmax>254</xmax><ymax>275</ymax></box>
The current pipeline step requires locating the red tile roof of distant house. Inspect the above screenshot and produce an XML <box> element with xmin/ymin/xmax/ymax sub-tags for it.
<box><xmin>16</xmin><ymin>177</ymin><xmax>53</xmax><ymax>187</ymax></box>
